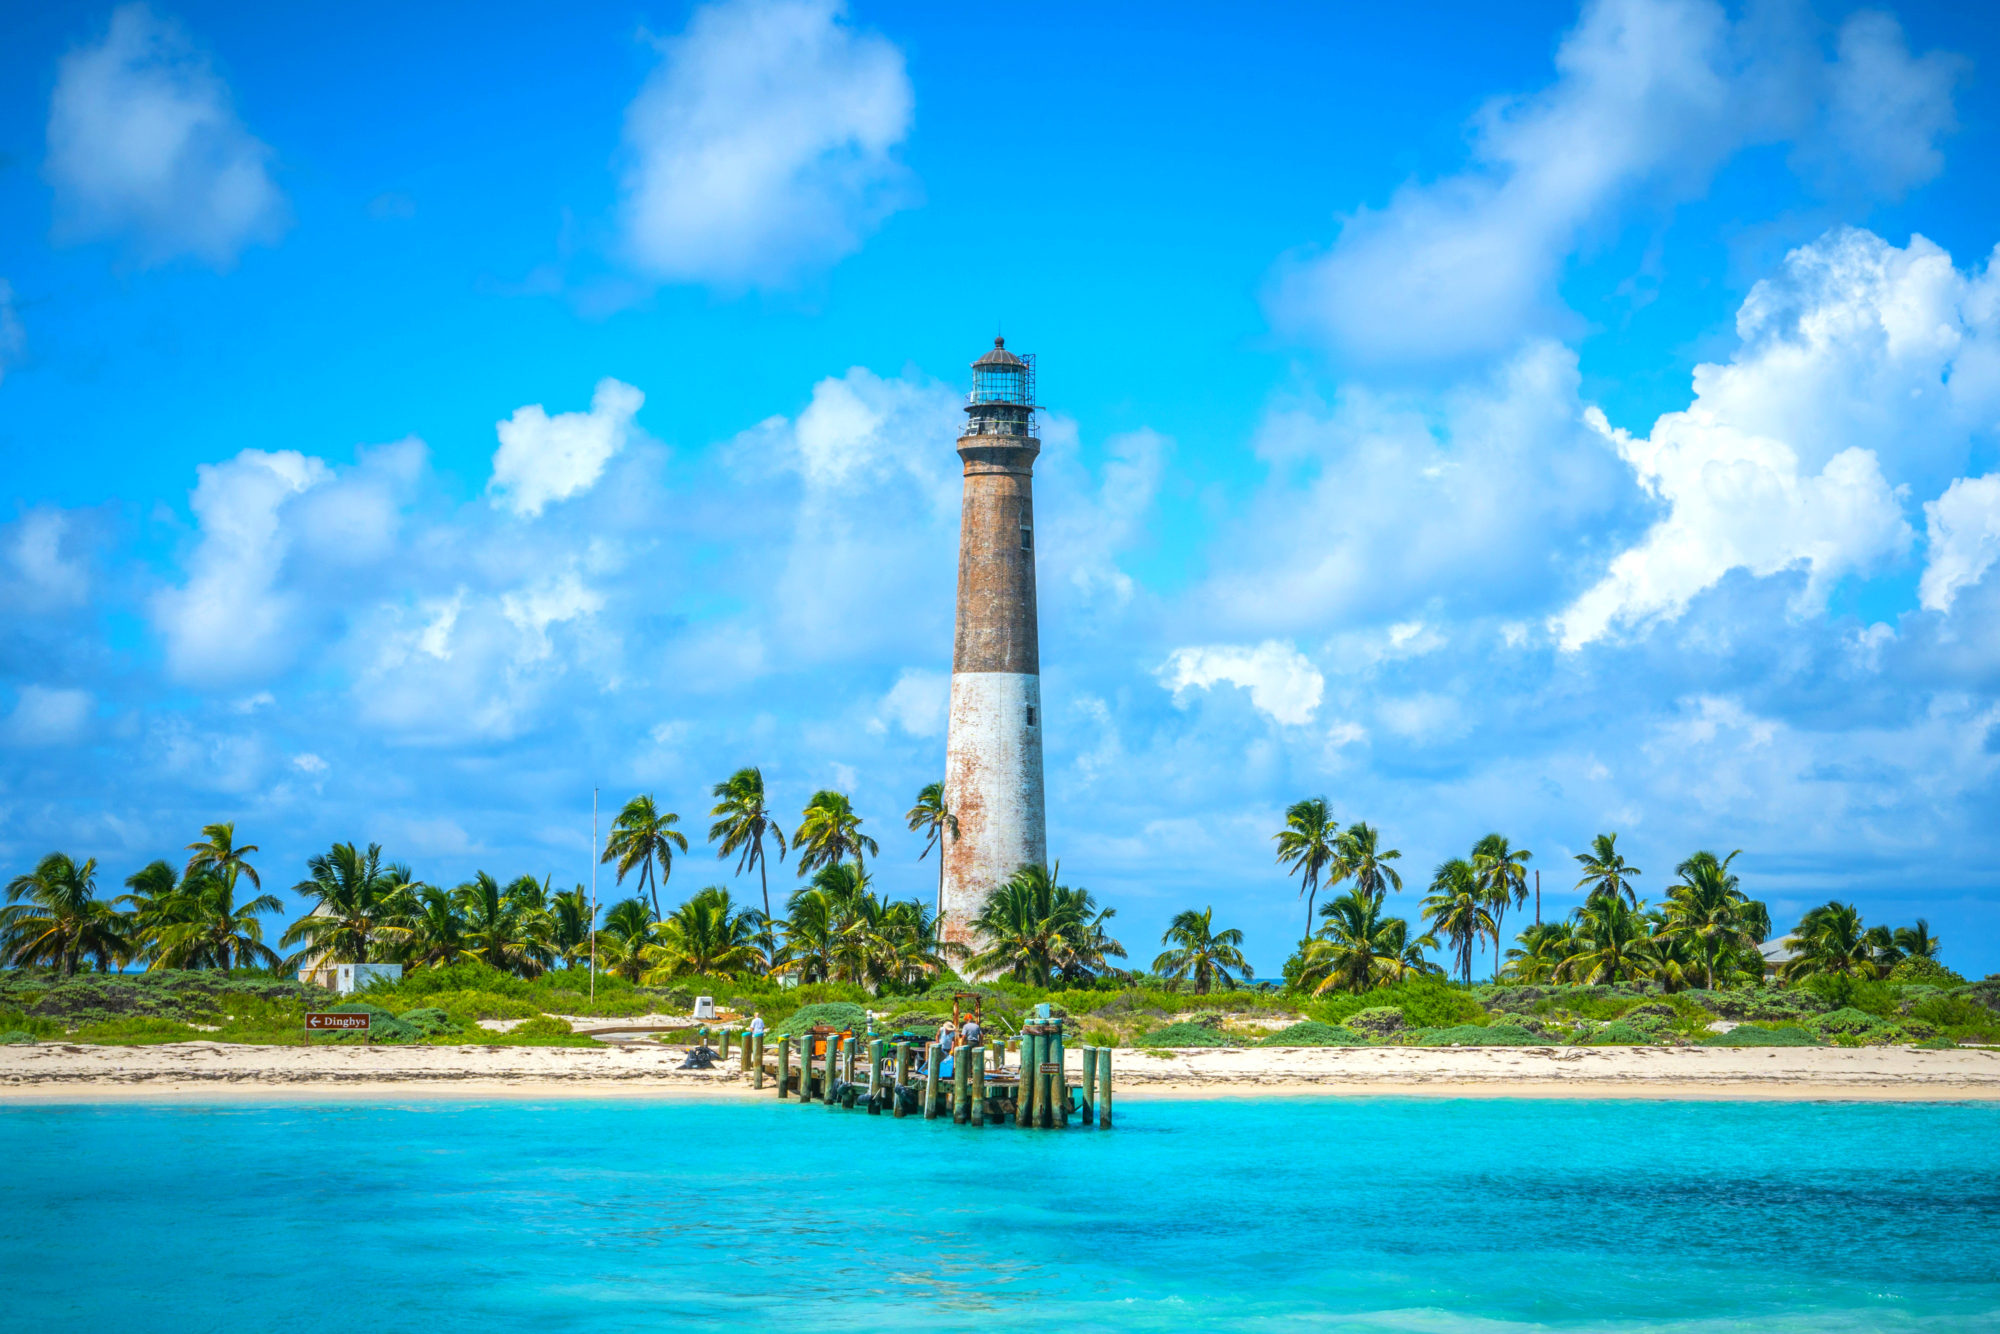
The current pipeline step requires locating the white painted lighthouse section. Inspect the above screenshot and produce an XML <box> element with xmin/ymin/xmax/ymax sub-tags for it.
<box><xmin>942</xmin><ymin>670</ymin><xmax>1046</xmax><ymax>951</ymax></box>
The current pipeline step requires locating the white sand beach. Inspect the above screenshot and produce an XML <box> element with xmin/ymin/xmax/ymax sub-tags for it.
<box><xmin>4</xmin><ymin>1040</ymin><xmax>1998</xmax><ymax>1101</ymax></box>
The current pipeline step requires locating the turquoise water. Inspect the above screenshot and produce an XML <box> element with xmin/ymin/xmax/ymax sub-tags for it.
<box><xmin>5</xmin><ymin>1096</ymin><xmax>1999</xmax><ymax>1331</ymax></box>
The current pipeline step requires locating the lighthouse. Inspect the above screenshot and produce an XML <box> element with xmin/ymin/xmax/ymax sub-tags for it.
<box><xmin>940</xmin><ymin>337</ymin><xmax>1048</xmax><ymax>960</ymax></box>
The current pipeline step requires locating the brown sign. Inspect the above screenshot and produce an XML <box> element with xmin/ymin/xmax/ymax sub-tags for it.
<box><xmin>306</xmin><ymin>1012</ymin><xmax>371</xmax><ymax>1031</ymax></box>
<box><xmin>1040</xmin><ymin>1062</ymin><xmax>1061</xmax><ymax>1073</ymax></box>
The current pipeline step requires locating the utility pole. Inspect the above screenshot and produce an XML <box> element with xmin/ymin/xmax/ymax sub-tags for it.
<box><xmin>1535</xmin><ymin>869</ymin><xmax>1541</xmax><ymax>927</ymax></box>
<box><xmin>590</xmin><ymin>786</ymin><xmax>598</xmax><ymax>1000</ymax></box>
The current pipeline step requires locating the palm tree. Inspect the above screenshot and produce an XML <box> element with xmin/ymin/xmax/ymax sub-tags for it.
<box><xmin>1471</xmin><ymin>833</ymin><xmax>1531</xmax><ymax>981</ymax></box>
<box><xmin>1421</xmin><ymin>858</ymin><xmax>1492</xmax><ymax>985</ymax></box>
<box><xmin>1780</xmin><ymin>902</ymin><xmax>1881</xmax><ymax>981</ymax></box>
<box><xmin>2</xmin><ymin>853</ymin><xmax>131</xmax><ymax>976</ymax></box>
<box><xmin>148</xmin><ymin>873</ymin><xmax>283</xmax><ymax>970</ymax></box>
<box><xmin>281</xmin><ymin>843</ymin><xmax>410</xmax><ymax>968</ymax></box>
<box><xmin>967</xmin><ymin>864</ymin><xmax>1125</xmax><ymax>986</ymax></box>
<box><xmin>1658</xmin><ymin>850</ymin><xmax>1766</xmax><ymax>989</ymax></box>
<box><xmin>1893</xmin><ymin>919</ymin><xmax>1942</xmax><ymax>961</ymax></box>
<box><xmin>1505</xmin><ymin>920</ymin><xmax>1579</xmax><ymax>983</ymax></box>
<box><xmin>644</xmin><ymin>886</ymin><xmax>762</xmax><ymax>980</ymax></box>
<box><xmin>398</xmin><ymin>884</ymin><xmax>470</xmax><ymax>969</ymax></box>
<box><xmin>1297</xmin><ymin>887</ymin><xmax>1437</xmax><ymax>995</ymax></box>
<box><xmin>551</xmin><ymin>885</ymin><xmax>593</xmax><ymax>968</ymax></box>
<box><xmin>792</xmin><ymin>790</ymin><xmax>878</xmax><ymax>877</ymax></box>
<box><xmin>119</xmin><ymin>860</ymin><xmax>186</xmax><ymax>965</ymax></box>
<box><xmin>601</xmin><ymin>795</ymin><xmax>689</xmax><ymax>920</ymax></box>
<box><xmin>906</xmin><ymin>781</ymin><xmax>958</xmax><ymax>921</ymax></box>
<box><xmin>1555</xmin><ymin>892</ymin><xmax>1651</xmax><ymax>984</ymax></box>
<box><xmin>1274</xmin><ymin>797</ymin><xmax>1340</xmax><ymax>943</ymax></box>
<box><xmin>1153</xmin><ymin>907</ymin><xmax>1251</xmax><ymax>994</ymax></box>
<box><xmin>709</xmin><ymin>767</ymin><xmax>786</xmax><ymax>960</ymax></box>
<box><xmin>454</xmin><ymin>872</ymin><xmax>541</xmax><ymax>977</ymax></box>
<box><xmin>870</xmin><ymin>897</ymin><xmax>956</xmax><ymax>989</ymax></box>
<box><xmin>1573</xmin><ymin>833</ymin><xmax>1640</xmax><ymax>907</ymax></box>
<box><xmin>184</xmin><ymin>822</ymin><xmax>261</xmax><ymax>892</ymax></box>
<box><xmin>595</xmin><ymin>896</ymin><xmax>656</xmax><ymax>983</ymax></box>
<box><xmin>1336</xmin><ymin>823</ymin><xmax>1402</xmax><ymax>900</ymax></box>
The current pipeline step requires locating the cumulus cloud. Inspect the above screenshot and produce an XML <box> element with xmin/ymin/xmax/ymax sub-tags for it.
<box><xmin>1807</xmin><ymin>10</ymin><xmax>1963</xmax><ymax>198</ymax></box>
<box><xmin>1556</xmin><ymin>227</ymin><xmax>2000</xmax><ymax>648</ymax></box>
<box><xmin>1270</xmin><ymin>0</ymin><xmax>1961</xmax><ymax>366</ymax></box>
<box><xmin>45</xmin><ymin>3</ymin><xmax>288</xmax><ymax>266</ymax></box>
<box><xmin>1197</xmin><ymin>340</ymin><xmax>1637</xmax><ymax>632</ymax></box>
<box><xmin>620</xmin><ymin>0</ymin><xmax>915</xmax><ymax>285</ymax></box>
<box><xmin>1921</xmin><ymin>474</ymin><xmax>2000</xmax><ymax>613</ymax></box>
<box><xmin>871</xmin><ymin>668</ymin><xmax>948</xmax><ymax>737</ymax></box>
<box><xmin>488</xmin><ymin>379</ymin><xmax>645</xmax><ymax>518</ymax></box>
<box><xmin>4</xmin><ymin>686</ymin><xmax>93</xmax><ymax>746</ymax></box>
<box><xmin>153</xmin><ymin>449</ymin><xmax>330</xmax><ymax>683</ymax></box>
<box><xmin>4</xmin><ymin>509</ymin><xmax>91</xmax><ymax>610</ymax></box>
<box><xmin>1159</xmin><ymin>641</ymin><xmax>1324</xmax><ymax>726</ymax></box>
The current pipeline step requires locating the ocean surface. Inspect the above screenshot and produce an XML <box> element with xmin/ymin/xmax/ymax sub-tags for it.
<box><xmin>4</xmin><ymin>1095</ymin><xmax>1999</xmax><ymax>1331</ymax></box>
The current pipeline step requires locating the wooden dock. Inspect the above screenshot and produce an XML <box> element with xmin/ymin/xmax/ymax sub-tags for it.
<box><xmin>720</xmin><ymin>1019</ymin><xmax>1113</xmax><ymax>1128</ymax></box>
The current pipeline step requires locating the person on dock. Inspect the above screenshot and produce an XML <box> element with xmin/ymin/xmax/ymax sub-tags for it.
<box><xmin>748</xmin><ymin>1013</ymin><xmax>765</xmax><ymax>1042</ymax></box>
<box><xmin>936</xmin><ymin>1018</ymin><xmax>957</xmax><ymax>1079</ymax></box>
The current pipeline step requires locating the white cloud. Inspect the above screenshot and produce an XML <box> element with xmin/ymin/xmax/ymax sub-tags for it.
<box><xmin>0</xmin><ymin>279</ymin><xmax>22</xmax><ymax>382</ymax></box>
<box><xmin>871</xmin><ymin>668</ymin><xmax>948</xmax><ymax>737</ymax></box>
<box><xmin>292</xmin><ymin>751</ymin><xmax>327</xmax><ymax>774</ymax></box>
<box><xmin>1160</xmin><ymin>641</ymin><xmax>1323</xmax><ymax>726</ymax></box>
<box><xmin>1921</xmin><ymin>473</ymin><xmax>2000</xmax><ymax>613</ymax></box>
<box><xmin>1375</xmin><ymin>692</ymin><xmax>1467</xmax><ymax>742</ymax></box>
<box><xmin>1557</xmin><ymin>227</ymin><xmax>2000</xmax><ymax>647</ymax></box>
<box><xmin>620</xmin><ymin>0</ymin><xmax>915</xmax><ymax>285</ymax></box>
<box><xmin>153</xmin><ymin>448</ymin><xmax>329</xmax><ymax>684</ymax></box>
<box><xmin>1810</xmin><ymin>10</ymin><xmax>1962</xmax><ymax>198</ymax></box>
<box><xmin>4</xmin><ymin>686</ymin><xmax>93</xmax><ymax>746</ymax></box>
<box><xmin>5</xmin><ymin>509</ymin><xmax>90</xmax><ymax>609</ymax></box>
<box><xmin>1269</xmin><ymin>0</ymin><xmax>1961</xmax><ymax>365</ymax></box>
<box><xmin>488</xmin><ymin>379</ymin><xmax>644</xmax><ymax>518</ymax></box>
<box><xmin>502</xmin><ymin>570</ymin><xmax>606</xmax><ymax>662</ymax></box>
<box><xmin>45</xmin><ymin>3</ymin><xmax>287</xmax><ymax>266</ymax></box>
<box><xmin>1199</xmin><ymin>340</ymin><xmax>1635</xmax><ymax>631</ymax></box>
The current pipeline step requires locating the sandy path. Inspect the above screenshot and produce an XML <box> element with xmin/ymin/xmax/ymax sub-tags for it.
<box><xmin>4</xmin><ymin>1042</ymin><xmax>1998</xmax><ymax>1102</ymax></box>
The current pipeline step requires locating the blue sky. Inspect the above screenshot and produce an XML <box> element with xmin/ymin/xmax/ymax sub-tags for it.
<box><xmin>5</xmin><ymin>0</ymin><xmax>2000</xmax><ymax>976</ymax></box>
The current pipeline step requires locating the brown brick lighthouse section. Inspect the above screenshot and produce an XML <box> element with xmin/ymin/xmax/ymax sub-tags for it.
<box><xmin>941</xmin><ymin>338</ymin><xmax>1049</xmax><ymax>963</ymax></box>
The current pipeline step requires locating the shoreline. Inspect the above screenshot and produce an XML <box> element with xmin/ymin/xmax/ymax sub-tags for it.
<box><xmin>5</xmin><ymin>1041</ymin><xmax>2000</xmax><ymax>1105</ymax></box>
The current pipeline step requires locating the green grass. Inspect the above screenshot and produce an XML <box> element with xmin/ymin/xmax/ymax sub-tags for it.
<box><xmin>1700</xmin><ymin>1024</ymin><xmax>1819</xmax><ymax>1047</ymax></box>
<box><xmin>1135</xmin><ymin>1021</ymin><xmax>1240</xmax><ymax>1048</ymax></box>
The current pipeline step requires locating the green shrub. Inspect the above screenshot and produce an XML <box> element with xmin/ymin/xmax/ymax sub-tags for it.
<box><xmin>1909</xmin><ymin>994</ymin><xmax>1991</xmax><ymax>1030</ymax></box>
<box><xmin>1411</xmin><ymin>1023</ymin><xmax>1540</xmax><ymax>1047</ymax></box>
<box><xmin>1344</xmin><ymin>1006</ymin><xmax>1405</xmax><ymax>1038</ymax></box>
<box><xmin>510</xmin><ymin>1015</ymin><xmax>573</xmax><ymax>1038</ymax></box>
<box><xmin>1259</xmin><ymin>1021</ymin><xmax>1368</xmax><ymax>1047</ymax></box>
<box><xmin>1889</xmin><ymin>958</ymin><xmax>1965</xmax><ymax>987</ymax></box>
<box><xmin>433</xmin><ymin>991</ymin><xmax>540</xmax><ymax>1024</ymax></box>
<box><xmin>376</xmin><ymin>961</ymin><xmax>530</xmax><ymax>1000</ymax></box>
<box><xmin>0</xmin><ymin>1030</ymin><xmax>35</xmax><ymax>1044</ymax></box>
<box><xmin>1808</xmin><ymin>1006</ymin><xmax>1903</xmax><ymax>1045</ymax></box>
<box><xmin>322</xmin><ymin>1003</ymin><xmax>421</xmax><ymax>1043</ymax></box>
<box><xmin>1700</xmin><ymin>1025</ymin><xmax>1818</xmax><ymax>1047</ymax></box>
<box><xmin>773</xmin><ymin>1002</ymin><xmax>868</xmax><ymax>1038</ymax></box>
<box><xmin>1136</xmin><ymin>1021</ymin><xmax>1239</xmax><ymax>1048</ymax></box>
<box><xmin>1579</xmin><ymin>1019</ymin><xmax>1658</xmax><ymax>1045</ymax></box>
<box><xmin>1308</xmin><ymin>977</ymin><xmax>1485</xmax><ymax>1029</ymax></box>
<box><xmin>70</xmin><ymin>1016</ymin><xmax>209</xmax><ymax>1044</ymax></box>
<box><xmin>395</xmin><ymin>1007</ymin><xmax>460</xmax><ymax>1038</ymax></box>
<box><xmin>1915</xmin><ymin>1035</ymin><xmax>1959</xmax><ymax>1050</ymax></box>
<box><xmin>1801</xmin><ymin>975</ymin><xmax>1900</xmax><ymax>1018</ymax></box>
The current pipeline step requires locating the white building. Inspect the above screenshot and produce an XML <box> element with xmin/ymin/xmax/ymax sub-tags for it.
<box><xmin>298</xmin><ymin>962</ymin><xmax>403</xmax><ymax>994</ymax></box>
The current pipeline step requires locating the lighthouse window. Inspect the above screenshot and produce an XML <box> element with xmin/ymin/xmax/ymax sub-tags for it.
<box><xmin>1026</xmin><ymin>704</ymin><xmax>1037</xmax><ymax>726</ymax></box>
<box><xmin>1020</xmin><ymin>524</ymin><xmax>1032</xmax><ymax>550</ymax></box>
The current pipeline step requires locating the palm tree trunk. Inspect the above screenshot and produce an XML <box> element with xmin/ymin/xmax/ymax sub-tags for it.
<box><xmin>758</xmin><ymin>849</ymin><xmax>775</xmax><ymax>961</ymax></box>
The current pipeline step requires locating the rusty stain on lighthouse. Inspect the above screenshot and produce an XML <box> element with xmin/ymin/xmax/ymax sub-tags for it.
<box><xmin>940</xmin><ymin>337</ymin><xmax>1047</xmax><ymax>958</ymax></box>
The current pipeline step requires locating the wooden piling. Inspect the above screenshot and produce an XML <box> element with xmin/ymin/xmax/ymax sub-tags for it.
<box><xmin>922</xmin><ymin>1043</ymin><xmax>940</xmax><ymax>1119</ymax></box>
<box><xmin>1017</xmin><ymin>1032</ymin><xmax>1038</xmax><ymax>1129</ymax></box>
<box><xmin>844</xmin><ymin>1035</ymin><xmax>857</xmax><ymax>1086</ymax></box>
<box><xmin>719</xmin><ymin>1029</ymin><xmax>732</xmax><ymax>1061</ymax></box>
<box><xmin>752</xmin><ymin>1033</ymin><xmax>765</xmax><ymax>1090</ymax></box>
<box><xmin>825</xmin><ymin>1034</ymin><xmax>842</xmax><ymax>1111</ymax></box>
<box><xmin>867</xmin><ymin>1038</ymin><xmax>883</xmax><ymax>1114</ymax></box>
<box><xmin>777</xmin><ymin>1035</ymin><xmax>791</xmax><ymax>1099</ymax></box>
<box><xmin>1079</xmin><ymin>1047</ymin><xmax>1097</xmax><ymax>1124</ymax></box>
<box><xmin>1098</xmin><ymin>1046</ymin><xmax>1113</xmax><ymax>1128</ymax></box>
<box><xmin>970</xmin><ymin>1046</ymin><xmax>986</xmax><ymax>1127</ymax></box>
<box><xmin>893</xmin><ymin>1042</ymin><xmax>910</xmax><ymax>1118</ymax></box>
<box><xmin>1051</xmin><ymin>1030</ymin><xmax>1067</xmax><ymax>1126</ymax></box>
<box><xmin>952</xmin><ymin>1041</ymin><xmax>970</xmax><ymax>1124</ymax></box>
